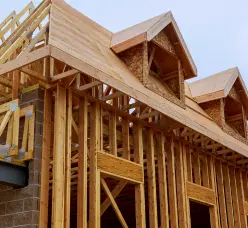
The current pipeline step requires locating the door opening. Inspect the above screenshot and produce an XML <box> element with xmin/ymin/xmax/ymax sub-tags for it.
<box><xmin>190</xmin><ymin>201</ymin><xmax>211</xmax><ymax>228</ymax></box>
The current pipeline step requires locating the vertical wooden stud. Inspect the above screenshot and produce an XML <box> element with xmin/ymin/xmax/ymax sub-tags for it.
<box><xmin>77</xmin><ymin>96</ymin><xmax>88</xmax><ymax>228</ymax></box>
<box><xmin>229</xmin><ymin>167</ymin><xmax>241</xmax><ymax>228</ymax></box>
<box><xmin>133</xmin><ymin>122</ymin><xmax>146</xmax><ymax>228</ymax></box>
<box><xmin>12</xmin><ymin>70</ymin><xmax>20</xmax><ymax>100</ymax></box>
<box><xmin>157</xmin><ymin>132</ymin><xmax>169</xmax><ymax>228</ymax></box>
<box><xmin>236</xmin><ymin>169</ymin><xmax>247</xmax><ymax>228</ymax></box>
<box><xmin>191</xmin><ymin>149</ymin><xmax>201</xmax><ymax>185</ymax></box>
<box><xmin>52</xmin><ymin>85</ymin><xmax>66</xmax><ymax>228</ymax></box>
<box><xmin>89</xmin><ymin>102</ymin><xmax>101</xmax><ymax>228</ymax></box>
<box><xmin>175</xmin><ymin>141</ymin><xmax>187</xmax><ymax>228</ymax></box>
<box><xmin>215</xmin><ymin>160</ymin><xmax>228</xmax><ymax>228</ymax></box>
<box><xmin>65</xmin><ymin>89</ymin><xmax>72</xmax><ymax>228</ymax></box>
<box><xmin>222</xmin><ymin>164</ymin><xmax>234</xmax><ymax>228</ymax></box>
<box><xmin>167</xmin><ymin>137</ymin><xmax>179</xmax><ymax>228</ymax></box>
<box><xmin>146</xmin><ymin>128</ymin><xmax>158</xmax><ymax>228</ymax></box>
<box><xmin>122</xmin><ymin>117</ymin><xmax>130</xmax><ymax>160</ymax></box>
<box><xmin>109</xmin><ymin>111</ymin><xmax>117</xmax><ymax>156</ymax></box>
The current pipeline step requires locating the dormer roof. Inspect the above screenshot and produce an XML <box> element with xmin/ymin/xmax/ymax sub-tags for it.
<box><xmin>111</xmin><ymin>11</ymin><xmax>197</xmax><ymax>79</ymax></box>
<box><xmin>189</xmin><ymin>67</ymin><xmax>248</xmax><ymax>113</ymax></box>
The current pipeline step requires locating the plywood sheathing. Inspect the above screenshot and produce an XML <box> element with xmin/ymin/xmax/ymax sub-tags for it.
<box><xmin>152</xmin><ymin>30</ymin><xmax>176</xmax><ymax>56</ymax></box>
<box><xmin>119</xmin><ymin>44</ymin><xmax>144</xmax><ymax>83</ymax></box>
<box><xmin>228</xmin><ymin>87</ymin><xmax>241</xmax><ymax>103</ymax></box>
<box><xmin>200</xmin><ymin>100</ymin><xmax>224</xmax><ymax>128</ymax></box>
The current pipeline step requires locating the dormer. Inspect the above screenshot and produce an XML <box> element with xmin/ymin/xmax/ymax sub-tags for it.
<box><xmin>111</xmin><ymin>12</ymin><xmax>197</xmax><ymax>108</ymax></box>
<box><xmin>189</xmin><ymin>67</ymin><xmax>248</xmax><ymax>142</ymax></box>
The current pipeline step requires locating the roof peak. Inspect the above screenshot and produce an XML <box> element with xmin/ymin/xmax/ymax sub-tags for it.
<box><xmin>190</xmin><ymin>67</ymin><xmax>238</xmax><ymax>85</ymax></box>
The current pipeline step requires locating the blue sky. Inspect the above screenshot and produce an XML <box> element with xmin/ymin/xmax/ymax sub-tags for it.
<box><xmin>1</xmin><ymin>0</ymin><xmax>248</xmax><ymax>85</ymax></box>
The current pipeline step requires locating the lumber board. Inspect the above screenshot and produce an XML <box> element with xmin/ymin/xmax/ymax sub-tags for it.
<box><xmin>146</xmin><ymin>129</ymin><xmax>158</xmax><ymax>228</ymax></box>
<box><xmin>89</xmin><ymin>102</ymin><xmax>101</xmax><ymax>228</ymax></box>
<box><xmin>52</xmin><ymin>85</ymin><xmax>66</xmax><ymax>227</ymax></box>
<box><xmin>157</xmin><ymin>132</ymin><xmax>169</xmax><ymax>228</ymax></box>
<box><xmin>97</xmin><ymin>151</ymin><xmax>143</xmax><ymax>184</ymax></box>
<box><xmin>186</xmin><ymin>182</ymin><xmax>216</xmax><ymax>206</ymax></box>
<box><xmin>175</xmin><ymin>141</ymin><xmax>187</xmax><ymax>228</ymax></box>
<box><xmin>133</xmin><ymin>122</ymin><xmax>146</xmax><ymax>228</ymax></box>
<box><xmin>65</xmin><ymin>89</ymin><xmax>72</xmax><ymax>228</ymax></box>
<box><xmin>77</xmin><ymin>96</ymin><xmax>88</xmax><ymax>228</ymax></box>
<box><xmin>167</xmin><ymin>137</ymin><xmax>178</xmax><ymax>228</ymax></box>
<box><xmin>215</xmin><ymin>161</ymin><xmax>228</xmax><ymax>227</ymax></box>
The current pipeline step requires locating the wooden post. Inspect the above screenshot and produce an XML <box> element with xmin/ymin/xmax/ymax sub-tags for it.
<box><xmin>229</xmin><ymin>167</ymin><xmax>241</xmax><ymax>228</ymax></box>
<box><xmin>175</xmin><ymin>141</ymin><xmax>187</xmax><ymax>228</ymax></box>
<box><xmin>191</xmin><ymin>149</ymin><xmax>201</xmax><ymax>185</ymax></box>
<box><xmin>215</xmin><ymin>160</ymin><xmax>228</xmax><ymax>228</ymax></box>
<box><xmin>39</xmin><ymin>90</ymin><xmax>52</xmax><ymax>228</ymax></box>
<box><xmin>222</xmin><ymin>164</ymin><xmax>234</xmax><ymax>228</ymax></box>
<box><xmin>133</xmin><ymin>122</ymin><xmax>146</xmax><ymax>228</ymax></box>
<box><xmin>52</xmin><ymin>85</ymin><xmax>66</xmax><ymax>228</ymax></box>
<box><xmin>236</xmin><ymin>169</ymin><xmax>247</xmax><ymax>228</ymax></box>
<box><xmin>157</xmin><ymin>132</ymin><xmax>169</xmax><ymax>228</ymax></box>
<box><xmin>146</xmin><ymin>128</ymin><xmax>158</xmax><ymax>228</ymax></box>
<box><xmin>122</xmin><ymin>117</ymin><xmax>130</xmax><ymax>160</ymax></box>
<box><xmin>12</xmin><ymin>70</ymin><xmax>20</xmax><ymax>100</ymax></box>
<box><xmin>65</xmin><ymin>89</ymin><xmax>72</xmax><ymax>228</ymax></box>
<box><xmin>167</xmin><ymin>137</ymin><xmax>178</xmax><ymax>228</ymax></box>
<box><xmin>109</xmin><ymin>111</ymin><xmax>117</xmax><ymax>156</ymax></box>
<box><xmin>77</xmin><ymin>96</ymin><xmax>88</xmax><ymax>228</ymax></box>
<box><xmin>89</xmin><ymin>102</ymin><xmax>101</xmax><ymax>228</ymax></box>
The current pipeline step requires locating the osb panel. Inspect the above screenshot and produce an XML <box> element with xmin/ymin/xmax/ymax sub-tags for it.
<box><xmin>179</xmin><ymin>61</ymin><xmax>185</xmax><ymax>103</ymax></box>
<box><xmin>142</xmin><ymin>42</ymin><xmax>149</xmax><ymax>83</ymax></box>
<box><xmin>200</xmin><ymin>100</ymin><xmax>223</xmax><ymax>127</ymax></box>
<box><xmin>223</xmin><ymin>122</ymin><xmax>248</xmax><ymax>145</ymax></box>
<box><xmin>231</xmin><ymin>119</ymin><xmax>245</xmax><ymax>137</ymax></box>
<box><xmin>152</xmin><ymin>30</ymin><xmax>176</xmax><ymax>56</ymax></box>
<box><xmin>144</xmin><ymin>74</ymin><xmax>185</xmax><ymax>108</ymax></box>
<box><xmin>119</xmin><ymin>44</ymin><xmax>144</xmax><ymax>83</ymax></box>
<box><xmin>167</xmin><ymin>77</ymin><xmax>179</xmax><ymax>96</ymax></box>
<box><xmin>228</xmin><ymin>87</ymin><xmax>241</xmax><ymax>103</ymax></box>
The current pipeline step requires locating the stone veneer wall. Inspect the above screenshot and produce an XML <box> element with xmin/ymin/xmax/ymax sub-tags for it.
<box><xmin>0</xmin><ymin>87</ymin><xmax>44</xmax><ymax>228</ymax></box>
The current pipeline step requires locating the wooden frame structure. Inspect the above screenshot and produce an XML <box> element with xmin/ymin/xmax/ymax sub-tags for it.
<box><xmin>1</xmin><ymin>0</ymin><xmax>248</xmax><ymax>227</ymax></box>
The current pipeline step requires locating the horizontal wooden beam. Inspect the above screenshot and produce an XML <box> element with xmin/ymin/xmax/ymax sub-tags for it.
<box><xmin>226</xmin><ymin>114</ymin><xmax>243</xmax><ymax>122</ymax></box>
<box><xmin>52</xmin><ymin>69</ymin><xmax>79</xmax><ymax>82</ymax></box>
<box><xmin>101</xmin><ymin>91</ymin><xmax>123</xmax><ymax>101</ymax></box>
<box><xmin>216</xmin><ymin>148</ymin><xmax>233</xmax><ymax>155</ymax></box>
<box><xmin>79</xmin><ymin>81</ymin><xmax>102</xmax><ymax>91</ymax></box>
<box><xmin>139</xmin><ymin>110</ymin><xmax>159</xmax><ymax>120</ymax></box>
<box><xmin>0</xmin><ymin>46</ymin><xmax>50</xmax><ymax>76</ymax></box>
<box><xmin>21</xmin><ymin>67</ymin><xmax>48</xmax><ymax>82</ymax></box>
<box><xmin>186</xmin><ymin>181</ymin><xmax>216</xmax><ymax>206</ymax></box>
<box><xmin>237</xmin><ymin>159</ymin><xmax>248</xmax><ymax>165</ymax></box>
<box><xmin>97</xmin><ymin>151</ymin><xmax>143</xmax><ymax>184</ymax></box>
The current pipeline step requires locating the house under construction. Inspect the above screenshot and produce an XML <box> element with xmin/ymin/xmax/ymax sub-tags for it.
<box><xmin>0</xmin><ymin>0</ymin><xmax>248</xmax><ymax>227</ymax></box>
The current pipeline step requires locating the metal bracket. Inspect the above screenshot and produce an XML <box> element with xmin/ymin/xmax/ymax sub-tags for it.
<box><xmin>26</xmin><ymin>110</ymin><xmax>33</xmax><ymax>118</ymax></box>
<box><xmin>10</xmin><ymin>103</ymin><xmax>18</xmax><ymax>111</ymax></box>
